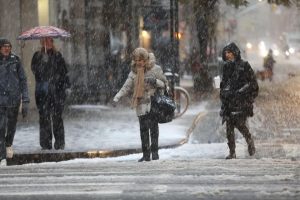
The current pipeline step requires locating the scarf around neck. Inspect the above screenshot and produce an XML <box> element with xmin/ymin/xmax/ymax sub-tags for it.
<box><xmin>131</xmin><ymin>67</ymin><xmax>145</xmax><ymax>108</ymax></box>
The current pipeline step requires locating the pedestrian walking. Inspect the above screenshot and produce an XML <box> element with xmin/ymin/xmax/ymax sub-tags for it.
<box><xmin>263</xmin><ymin>49</ymin><xmax>276</xmax><ymax>81</ymax></box>
<box><xmin>0</xmin><ymin>38</ymin><xmax>30</xmax><ymax>166</ymax></box>
<box><xmin>220</xmin><ymin>42</ymin><xmax>259</xmax><ymax>159</ymax></box>
<box><xmin>113</xmin><ymin>48</ymin><xmax>168</xmax><ymax>162</ymax></box>
<box><xmin>31</xmin><ymin>37</ymin><xmax>70</xmax><ymax>150</ymax></box>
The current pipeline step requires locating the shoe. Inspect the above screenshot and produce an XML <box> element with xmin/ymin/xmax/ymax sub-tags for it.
<box><xmin>6</xmin><ymin>146</ymin><xmax>13</xmax><ymax>158</ymax></box>
<box><xmin>54</xmin><ymin>143</ymin><xmax>65</xmax><ymax>150</ymax></box>
<box><xmin>41</xmin><ymin>146</ymin><xmax>52</xmax><ymax>150</ymax></box>
<box><xmin>0</xmin><ymin>159</ymin><xmax>7</xmax><ymax>166</ymax></box>
<box><xmin>152</xmin><ymin>152</ymin><xmax>159</xmax><ymax>160</ymax></box>
<box><xmin>54</xmin><ymin>145</ymin><xmax>65</xmax><ymax>150</ymax></box>
<box><xmin>138</xmin><ymin>156</ymin><xmax>150</xmax><ymax>162</ymax></box>
<box><xmin>225</xmin><ymin>153</ymin><xmax>236</xmax><ymax>159</ymax></box>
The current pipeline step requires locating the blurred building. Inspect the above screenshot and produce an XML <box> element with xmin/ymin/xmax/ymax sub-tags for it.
<box><xmin>0</xmin><ymin>0</ymin><xmax>181</xmax><ymax>104</ymax></box>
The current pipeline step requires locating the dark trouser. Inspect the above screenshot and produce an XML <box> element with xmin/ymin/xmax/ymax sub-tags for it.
<box><xmin>0</xmin><ymin>105</ymin><xmax>20</xmax><ymax>160</ymax></box>
<box><xmin>138</xmin><ymin>113</ymin><xmax>159</xmax><ymax>159</ymax></box>
<box><xmin>36</xmin><ymin>91</ymin><xmax>65</xmax><ymax>150</ymax></box>
<box><xmin>226</xmin><ymin>115</ymin><xmax>253</xmax><ymax>154</ymax></box>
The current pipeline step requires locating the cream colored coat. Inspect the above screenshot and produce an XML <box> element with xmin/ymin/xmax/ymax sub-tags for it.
<box><xmin>113</xmin><ymin>64</ymin><xmax>167</xmax><ymax>116</ymax></box>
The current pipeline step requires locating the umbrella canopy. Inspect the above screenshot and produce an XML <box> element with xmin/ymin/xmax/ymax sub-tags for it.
<box><xmin>17</xmin><ymin>25</ymin><xmax>71</xmax><ymax>40</ymax></box>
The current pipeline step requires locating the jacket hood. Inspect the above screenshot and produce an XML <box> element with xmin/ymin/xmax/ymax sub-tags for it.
<box><xmin>222</xmin><ymin>42</ymin><xmax>241</xmax><ymax>61</ymax></box>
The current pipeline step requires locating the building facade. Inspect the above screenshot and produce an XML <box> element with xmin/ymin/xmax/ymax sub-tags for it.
<box><xmin>0</xmin><ymin>0</ymin><xmax>180</xmax><ymax>104</ymax></box>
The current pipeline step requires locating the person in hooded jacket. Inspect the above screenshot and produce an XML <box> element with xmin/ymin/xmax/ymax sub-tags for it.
<box><xmin>31</xmin><ymin>37</ymin><xmax>70</xmax><ymax>150</ymax></box>
<box><xmin>0</xmin><ymin>38</ymin><xmax>30</xmax><ymax>166</ymax></box>
<box><xmin>113</xmin><ymin>47</ymin><xmax>168</xmax><ymax>162</ymax></box>
<box><xmin>220</xmin><ymin>42</ymin><xmax>259</xmax><ymax>159</ymax></box>
<box><xmin>263</xmin><ymin>49</ymin><xmax>276</xmax><ymax>81</ymax></box>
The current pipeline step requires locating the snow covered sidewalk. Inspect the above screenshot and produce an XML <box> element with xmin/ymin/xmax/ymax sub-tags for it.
<box><xmin>9</xmin><ymin>100</ymin><xmax>205</xmax><ymax>165</ymax></box>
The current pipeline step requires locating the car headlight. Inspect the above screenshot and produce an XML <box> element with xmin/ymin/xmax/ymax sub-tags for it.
<box><xmin>289</xmin><ymin>48</ymin><xmax>295</xmax><ymax>54</ymax></box>
<box><xmin>246</xmin><ymin>42</ymin><xmax>252</xmax><ymax>49</ymax></box>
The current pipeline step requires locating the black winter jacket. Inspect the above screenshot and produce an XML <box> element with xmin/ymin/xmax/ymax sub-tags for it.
<box><xmin>31</xmin><ymin>49</ymin><xmax>70</xmax><ymax>105</ymax></box>
<box><xmin>0</xmin><ymin>53</ymin><xmax>30</xmax><ymax>106</ymax></box>
<box><xmin>220</xmin><ymin>43</ymin><xmax>259</xmax><ymax>120</ymax></box>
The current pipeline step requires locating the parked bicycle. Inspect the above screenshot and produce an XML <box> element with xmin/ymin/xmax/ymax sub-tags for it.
<box><xmin>164</xmin><ymin>71</ymin><xmax>190</xmax><ymax>118</ymax></box>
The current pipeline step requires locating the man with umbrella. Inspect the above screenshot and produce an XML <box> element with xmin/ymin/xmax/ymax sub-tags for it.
<box><xmin>0</xmin><ymin>38</ymin><xmax>30</xmax><ymax>166</ymax></box>
<box><xmin>31</xmin><ymin>37</ymin><xmax>70</xmax><ymax>150</ymax></box>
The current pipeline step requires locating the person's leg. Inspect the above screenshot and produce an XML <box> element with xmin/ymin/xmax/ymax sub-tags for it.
<box><xmin>236</xmin><ymin>117</ymin><xmax>255</xmax><ymax>156</ymax></box>
<box><xmin>0</xmin><ymin>108</ymin><xmax>7</xmax><ymax>161</ymax></box>
<box><xmin>138</xmin><ymin>115</ymin><xmax>151</xmax><ymax>162</ymax></box>
<box><xmin>39</xmin><ymin>109</ymin><xmax>52</xmax><ymax>149</ymax></box>
<box><xmin>37</xmin><ymin>98</ymin><xmax>52</xmax><ymax>149</ymax></box>
<box><xmin>149</xmin><ymin>114</ymin><xmax>159</xmax><ymax>160</ymax></box>
<box><xmin>52</xmin><ymin>105</ymin><xmax>65</xmax><ymax>150</ymax></box>
<box><xmin>226</xmin><ymin>119</ymin><xmax>236</xmax><ymax>159</ymax></box>
<box><xmin>6</xmin><ymin>105</ymin><xmax>20</xmax><ymax>147</ymax></box>
<box><xmin>5</xmin><ymin>105</ymin><xmax>20</xmax><ymax>158</ymax></box>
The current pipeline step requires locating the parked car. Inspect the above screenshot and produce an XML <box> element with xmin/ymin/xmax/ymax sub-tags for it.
<box><xmin>284</xmin><ymin>32</ymin><xmax>300</xmax><ymax>57</ymax></box>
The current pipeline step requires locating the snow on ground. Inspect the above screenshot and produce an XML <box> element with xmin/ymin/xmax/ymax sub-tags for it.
<box><xmin>11</xmin><ymin>55</ymin><xmax>300</xmax><ymax>166</ymax></box>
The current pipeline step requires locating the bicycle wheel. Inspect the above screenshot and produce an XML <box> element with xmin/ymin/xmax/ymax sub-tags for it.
<box><xmin>173</xmin><ymin>86</ymin><xmax>190</xmax><ymax>118</ymax></box>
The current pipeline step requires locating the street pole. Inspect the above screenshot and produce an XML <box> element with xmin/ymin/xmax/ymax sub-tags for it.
<box><xmin>84</xmin><ymin>0</ymin><xmax>90</xmax><ymax>89</ymax></box>
<box><xmin>170</xmin><ymin>0</ymin><xmax>175</xmax><ymax>96</ymax></box>
<box><xmin>174</xmin><ymin>0</ymin><xmax>179</xmax><ymax>86</ymax></box>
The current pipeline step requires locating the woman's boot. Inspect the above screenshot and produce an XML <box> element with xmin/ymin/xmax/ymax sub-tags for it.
<box><xmin>226</xmin><ymin>131</ymin><xmax>236</xmax><ymax>159</ymax></box>
<box><xmin>226</xmin><ymin>142</ymin><xmax>236</xmax><ymax>159</ymax></box>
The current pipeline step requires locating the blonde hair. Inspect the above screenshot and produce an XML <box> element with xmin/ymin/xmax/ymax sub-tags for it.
<box><xmin>131</xmin><ymin>47</ymin><xmax>155</xmax><ymax>72</ymax></box>
<box><xmin>131</xmin><ymin>47</ymin><xmax>149</xmax><ymax>62</ymax></box>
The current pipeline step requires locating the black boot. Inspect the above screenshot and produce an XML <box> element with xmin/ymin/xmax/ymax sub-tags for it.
<box><xmin>226</xmin><ymin>142</ymin><xmax>236</xmax><ymax>159</ymax></box>
<box><xmin>225</xmin><ymin>152</ymin><xmax>236</xmax><ymax>159</ymax></box>
<box><xmin>152</xmin><ymin>152</ymin><xmax>159</xmax><ymax>160</ymax></box>
<box><xmin>138</xmin><ymin>156</ymin><xmax>150</xmax><ymax>162</ymax></box>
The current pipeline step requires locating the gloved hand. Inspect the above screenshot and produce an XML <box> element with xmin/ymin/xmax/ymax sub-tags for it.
<box><xmin>21</xmin><ymin>102</ymin><xmax>29</xmax><ymax>118</ymax></box>
<box><xmin>236</xmin><ymin>83</ymin><xmax>250</xmax><ymax>98</ymax></box>
<box><xmin>220</xmin><ymin>85</ymin><xmax>233</xmax><ymax>99</ymax></box>
<box><xmin>112</xmin><ymin>96</ymin><xmax>119</xmax><ymax>107</ymax></box>
<box><xmin>219</xmin><ymin>109</ymin><xmax>224</xmax><ymax>117</ymax></box>
<box><xmin>111</xmin><ymin>100</ymin><xmax>117</xmax><ymax>107</ymax></box>
<box><xmin>145</xmin><ymin>77</ymin><xmax>156</xmax><ymax>86</ymax></box>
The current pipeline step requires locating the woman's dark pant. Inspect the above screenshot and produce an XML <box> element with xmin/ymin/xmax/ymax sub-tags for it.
<box><xmin>0</xmin><ymin>106</ymin><xmax>20</xmax><ymax>160</ymax></box>
<box><xmin>138</xmin><ymin>113</ymin><xmax>159</xmax><ymax>159</ymax></box>
<box><xmin>36</xmin><ymin>90</ymin><xmax>65</xmax><ymax>150</ymax></box>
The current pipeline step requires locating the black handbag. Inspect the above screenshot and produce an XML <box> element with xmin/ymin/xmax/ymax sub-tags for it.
<box><xmin>150</xmin><ymin>90</ymin><xmax>176</xmax><ymax>123</ymax></box>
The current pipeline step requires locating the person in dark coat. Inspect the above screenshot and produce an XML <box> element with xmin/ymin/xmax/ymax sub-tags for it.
<box><xmin>31</xmin><ymin>37</ymin><xmax>70</xmax><ymax>150</ymax></box>
<box><xmin>220</xmin><ymin>42</ymin><xmax>259</xmax><ymax>159</ymax></box>
<box><xmin>263</xmin><ymin>49</ymin><xmax>276</xmax><ymax>81</ymax></box>
<box><xmin>0</xmin><ymin>38</ymin><xmax>30</xmax><ymax>166</ymax></box>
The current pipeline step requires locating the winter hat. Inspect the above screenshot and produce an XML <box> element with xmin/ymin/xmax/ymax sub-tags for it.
<box><xmin>0</xmin><ymin>38</ymin><xmax>12</xmax><ymax>48</ymax></box>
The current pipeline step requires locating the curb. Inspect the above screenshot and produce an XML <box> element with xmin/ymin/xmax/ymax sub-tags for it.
<box><xmin>7</xmin><ymin>112</ymin><xmax>207</xmax><ymax>166</ymax></box>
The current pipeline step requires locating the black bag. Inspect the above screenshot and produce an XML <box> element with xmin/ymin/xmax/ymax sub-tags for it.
<box><xmin>150</xmin><ymin>90</ymin><xmax>176</xmax><ymax>123</ymax></box>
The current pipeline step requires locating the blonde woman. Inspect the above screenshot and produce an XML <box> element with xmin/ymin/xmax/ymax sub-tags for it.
<box><xmin>113</xmin><ymin>47</ymin><xmax>167</xmax><ymax>162</ymax></box>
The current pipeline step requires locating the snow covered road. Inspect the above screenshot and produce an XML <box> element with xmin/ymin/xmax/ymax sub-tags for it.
<box><xmin>0</xmin><ymin>159</ymin><xmax>299</xmax><ymax>200</ymax></box>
